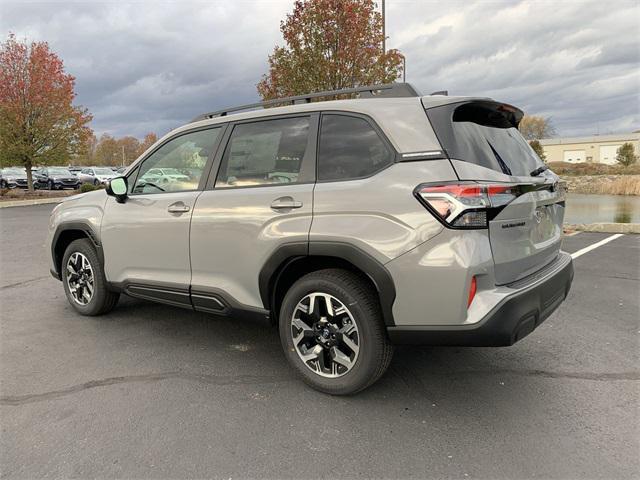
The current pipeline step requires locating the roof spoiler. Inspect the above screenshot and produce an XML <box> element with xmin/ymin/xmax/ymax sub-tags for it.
<box><xmin>191</xmin><ymin>82</ymin><xmax>422</xmax><ymax>122</ymax></box>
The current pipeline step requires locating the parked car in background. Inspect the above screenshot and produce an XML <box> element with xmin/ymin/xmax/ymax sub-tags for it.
<box><xmin>68</xmin><ymin>166</ymin><xmax>83</xmax><ymax>174</ymax></box>
<box><xmin>34</xmin><ymin>167</ymin><xmax>80</xmax><ymax>190</ymax></box>
<box><xmin>0</xmin><ymin>167</ymin><xmax>29</xmax><ymax>189</ymax></box>
<box><xmin>77</xmin><ymin>167</ymin><xmax>117</xmax><ymax>185</ymax></box>
<box><xmin>139</xmin><ymin>167</ymin><xmax>191</xmax><ymax>188</ymax></box>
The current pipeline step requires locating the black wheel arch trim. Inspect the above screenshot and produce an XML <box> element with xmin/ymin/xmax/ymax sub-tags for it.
<box><xmin>51</xmin><ymin>221</ymin><xmax>103</xmax><ymax>280</ymax></box>
<box><xmin>260</xmin><ymin>241</ymin><xmax>397</xmax><ymax>326</ymax></box>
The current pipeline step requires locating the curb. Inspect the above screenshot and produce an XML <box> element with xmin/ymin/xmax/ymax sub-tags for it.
<box><xmin>565</xmin><ymin>223</ymin><xmax>640</xmax><ymax>234</ymax></box>
<box><xmin>0</xmin><ymin>197</ymin><xmax>67</xmax><ymax>208</ymax></box>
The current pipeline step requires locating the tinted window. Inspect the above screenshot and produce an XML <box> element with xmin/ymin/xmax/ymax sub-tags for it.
<box><xmin>216</xmin><ymin>117</ymin><xmax>310</xmax><ymax>188</ymax></box>
<box><xmin>426</xmin><ymin>101</ymin><xmax>544</xmax><ymax>177</ymax></box>
<box><xmin>318</xmin><ymin>114</ymin><xmax>393</xmax><ymax>181</ymax></box>
<box><xmin>132</xmin><ymin>128</ymin><xmax>220</xmax><ymax>194</ymax></box>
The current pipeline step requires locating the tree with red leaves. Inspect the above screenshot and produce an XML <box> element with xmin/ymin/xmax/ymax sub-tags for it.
<box><xmin>257</xmin><ymin>0</ymin><xmax>404</xmax><ymax>101</ymax></box>
<box><xmin>0</xmin><ymin>34</ymin><xmax>93</xmax><ymax>190</ymax></box>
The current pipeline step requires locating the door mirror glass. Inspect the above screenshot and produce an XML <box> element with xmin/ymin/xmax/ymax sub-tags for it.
<box><xmin>107</xmin><ymin>177</ymin><xmax>128</xmax><ymax>201</ymax></box>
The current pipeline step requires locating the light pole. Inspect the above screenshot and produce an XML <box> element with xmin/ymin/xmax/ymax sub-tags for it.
<box><xmin>382</xmin><ymin>0</ymin><xmax>385</xmax><ymax>54</ymax></box>
<box><xmin>402</xmin><ymin>55</ymin><xmax>406</xmax><ymax>83</ymax></box>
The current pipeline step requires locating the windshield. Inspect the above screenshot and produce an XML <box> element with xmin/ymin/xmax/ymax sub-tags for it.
<box><xmin>425</xmin><ymin>100</ymin><xmax>544</xmax><ymax>177</ymax></box>
<box><xmin>48</xmin><ymin>168</ymin><xmax>72</xmax><ymax>174</ymax></box>
<box><xmin>94</xmin><ymin>168</ymin><xmax>114</xmax><ymax>175</ymax></box>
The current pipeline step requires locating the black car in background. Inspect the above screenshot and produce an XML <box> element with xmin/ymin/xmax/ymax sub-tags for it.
<box><xmin>0</xmin><ymin>167</ymin><xmax>29</xmax><ymax>189</ymax></box>
<box><xmin>33</xmin><ymin>167</ymin><xmax>80</xmax><ymax>190</ymax></box>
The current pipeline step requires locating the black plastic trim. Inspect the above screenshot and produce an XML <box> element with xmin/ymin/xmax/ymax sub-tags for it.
<box><xmin>259</xmin><ymin>242</ymin><xmax>309</xmax><ymax>310</ymax></box>
<box><xmin>260</xmin><ymin>242</ymin><xmax>397</xmax><ymax>326</ymax></box>
<box><xmin>125</xmin><ymin>284</ymin><xmax>192</xmax><ymax>309</ymax></box>
<box><xmin>50</xmin><ymin>222</ymin><xmax>103</xmax><ymax>280</ymax></box>
<box><xmin>387</xmin><ymin>253</ymin><xmax>574</xmax><ymax>346</ymax></box>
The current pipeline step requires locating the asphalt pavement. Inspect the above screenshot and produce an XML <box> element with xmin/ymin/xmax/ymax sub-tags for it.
<box><xmin>1</xmin><ymin>204</ymin><xmax>638</xmax><ymax>479</ymax></box>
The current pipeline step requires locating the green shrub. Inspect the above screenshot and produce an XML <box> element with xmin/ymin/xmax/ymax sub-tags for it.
<box><xmin>80</xmin><ymin>183</ymin><xmax>97</xmax><ymax>193</ymax></box>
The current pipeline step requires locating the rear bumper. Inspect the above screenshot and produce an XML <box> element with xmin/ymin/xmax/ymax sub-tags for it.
<box><xmin>387</xmin><ymin>252</ymin><xmax>574</xmax><ymax>346</ymax></box>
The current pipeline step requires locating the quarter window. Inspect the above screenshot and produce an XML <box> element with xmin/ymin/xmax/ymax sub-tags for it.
<box><xmin>318</xmin><ymin>114</ymin><xmax>393</xmax><ymax>181</ymax></box>
<box><xmin>215</xmin><ymin>117</ymin><xmax>310</xmax><ymax>188</ymax></box>
<box><xmin>132</xmin><ymin>128</ymin><xmax>220</xmax><ymax>194</ymax></box>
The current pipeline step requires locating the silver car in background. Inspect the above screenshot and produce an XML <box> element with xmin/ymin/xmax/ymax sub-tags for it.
<box><xmin>46</xmin><ymin>83</ymin><xmax>573</xmax><ymax>395</ymax></box>
<box><xmin>77</xmin><ymin>167</ymin><xmax>117</xmax><ymax>185</ymax></box>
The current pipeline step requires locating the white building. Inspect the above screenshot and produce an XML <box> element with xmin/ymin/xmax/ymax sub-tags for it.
<box><xmin>539</xmin><ymin>132</ymin><xmax>640</xmax><ymax>164</ymax></box>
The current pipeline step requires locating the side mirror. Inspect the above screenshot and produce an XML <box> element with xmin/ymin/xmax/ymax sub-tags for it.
<box><xmin>106</xmin><ymin>177</ymin><xmax>128</xmax><ymax>203</ymax></box>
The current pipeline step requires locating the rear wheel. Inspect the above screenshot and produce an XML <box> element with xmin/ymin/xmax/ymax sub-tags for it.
<box><xmin>279</xmin><ymin>269</ymin><xmax>393</xmax><ymax>395</ymax></box>
<box><xmin>62</xmin><ymin>239</ymin><xmax>119</xmax><ymax>316</ymax></box>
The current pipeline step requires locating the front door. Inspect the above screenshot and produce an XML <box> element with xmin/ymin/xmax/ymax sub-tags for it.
<box><xmin>190</xmin><ymin>114</ymin><xmax>317</xmax><ymax>312</ymax></box>
<box><xmin>101</xmin><ymin>126</ymin><xmax>224</xmax><ymax>305</ymax></box>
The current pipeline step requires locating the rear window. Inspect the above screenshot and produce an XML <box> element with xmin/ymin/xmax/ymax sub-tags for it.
<box><xmin>426</xmin><ymin>101</ymin><xmax>544</xmax><ymax>177</ymax></box>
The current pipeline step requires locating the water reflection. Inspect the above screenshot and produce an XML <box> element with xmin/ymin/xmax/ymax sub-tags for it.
<box><xmin>565</xmin><ymin>193</ymin><xmax>640</xmax><ymax>224</ymax></box>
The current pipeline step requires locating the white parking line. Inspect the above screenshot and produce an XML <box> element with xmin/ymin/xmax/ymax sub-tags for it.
<box><xmin>570</xmin><ymin>234</ymin><xmax>624</xmax><ymax>259</ymax></box>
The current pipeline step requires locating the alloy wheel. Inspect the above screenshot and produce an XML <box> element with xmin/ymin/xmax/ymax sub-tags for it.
<box><xmin>290</xmin><ymin>292</ymin><xmax>360</xmax><ymax>378</ymax></box>
<box><xmin>66</xmin><ymin>252</ymin><xmax>95</xmax><ymax>305</ymax></box>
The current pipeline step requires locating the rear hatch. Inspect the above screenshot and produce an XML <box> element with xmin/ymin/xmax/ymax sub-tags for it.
<box><xmin>424</xmin><ymin>99</ymin><xmax>565</xmax><ymax>285</ymax></box>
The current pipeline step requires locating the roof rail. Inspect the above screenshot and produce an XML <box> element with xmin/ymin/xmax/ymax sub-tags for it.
<box><xmin>191</xmin><ymin>82</ymin><xmax>421</xmax><ymax>122</ymax></box>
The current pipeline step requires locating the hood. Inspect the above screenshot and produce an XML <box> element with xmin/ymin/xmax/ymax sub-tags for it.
<box><xmin>49</xmin><ymin>173</ymin><xmax>78</xmax><ymax>180</ymax></box>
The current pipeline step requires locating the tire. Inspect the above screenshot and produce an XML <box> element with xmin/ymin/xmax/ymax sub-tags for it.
<box><xmin>279</xmin><ymin>269</ymin><xmax>393</xmax><ymax>395</ymax></box>
<box><xmin>61</xmin><ymin>238</ymin><xmax>119</xmax><ymax>316</ymax></box>
<box><xmin>93</xmin><ymin>179</ymin><xmax>99</xmax><ymax>186</ymax></box>
<box><xmin>0</xmin><ymin>180</ymin><xmax>6</xmax><ymax>189</ymax></box>
<box><xmin>48</xmin><ymin>180</ymin><xmax>54</xmax><ymax>190</ymax></box>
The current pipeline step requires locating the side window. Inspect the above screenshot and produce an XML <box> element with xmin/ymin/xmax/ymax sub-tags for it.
<box><xmin>215</xmin><ymin>116</ymin><xmax>310</xmax><ymax>188</ymax></box>
<box><xmin>318</xmin><ymin>114</ymin><xmax>393</xmax><ymax>181</ymax></box>
<box><xmin>132</xmin><ymin>128</ymin><xmax>221</xmax><ymax>194</ymax></box>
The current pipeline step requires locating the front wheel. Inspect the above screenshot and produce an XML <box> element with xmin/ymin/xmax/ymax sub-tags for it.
<box><xmin>62</xmin><ymin>239</ymin><xmax>119</xmax><ymax>316</ymax></box>
<box><xmin>93</xmin><ymin>179</ymin><xmax>99</xmax><ymax>186</ymax></box>
<box><xmin>279</xmin><ymin>269</ymin><xmax>393</xmax><ymax>395</ymax></box>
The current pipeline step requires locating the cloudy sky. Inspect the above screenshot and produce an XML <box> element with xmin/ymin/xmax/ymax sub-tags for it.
<box><xmin>2</xmin><ymin>0</ymin><xmax>639</xmax><ymax>139</ymax></box>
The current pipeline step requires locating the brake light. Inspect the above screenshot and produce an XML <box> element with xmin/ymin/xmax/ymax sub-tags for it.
<box><xmin>468</xmin><ymin>276</ymin><xmax>477</xmax><ymax>307</ymax></box>
<box><xmin>415</xmin><ymin>182</ymin><xmax>519</xmax><ymax>229</ymax></box>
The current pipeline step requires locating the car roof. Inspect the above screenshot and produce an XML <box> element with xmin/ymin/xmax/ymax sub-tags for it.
<box><xmin>166</xmin><ymin>95</ymin><xmax>492</xmax><ymax>154</ymax></box>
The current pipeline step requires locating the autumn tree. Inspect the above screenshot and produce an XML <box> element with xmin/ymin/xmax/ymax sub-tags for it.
<box><xmin>529</xmin><ymin>139</ymin><xmax>546</xmax><ymax>162</ymax></box>
<box><xmin>0</xmin><ymin>34</ymin><xmax>92</xmax><ymax>190</ymax></box>
<box><xmin>519</xmin><ymin>115</ymin><xmax>556</xmax><ymax>141</ymax></box>
<box><xmin>616</xmin><ymin>142</ymin><xmax>638</xmax><ymax>167</ymax></box>
<box><xmin>94</xmin><ymin>133</ymin><xmax>119</xmax><ymax>166</ymax></box>
<box><xmin>138</xmin><ymin>132</ymin><xmax>158</xmax><ymax>156</ymax></box>
<box><xmin>257</xmin><ymin>0</ymin><xmax>404</xmax><ymax>101</ymax></box>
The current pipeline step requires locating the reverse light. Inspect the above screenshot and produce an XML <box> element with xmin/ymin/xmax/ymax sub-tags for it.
<box><xmin>415</xmin><ymin>182</ymin><xmax>519</xmax><ymax>229</ymax></box>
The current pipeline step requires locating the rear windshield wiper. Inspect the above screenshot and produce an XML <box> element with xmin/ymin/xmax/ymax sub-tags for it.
<box><xmin>530</xmin><ymin>165</ymin><xmax>549</xmax><ymax>177</ymax></box>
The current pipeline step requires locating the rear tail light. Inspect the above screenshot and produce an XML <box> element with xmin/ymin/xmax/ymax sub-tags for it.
<box><xmin>414</xmin><ymin>182</ymin><xmax>519</xmax><ymax>229</ymax></box>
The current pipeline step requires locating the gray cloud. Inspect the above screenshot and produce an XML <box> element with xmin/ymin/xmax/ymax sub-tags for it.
<box><xmin>2</xmin><ymin>0</ymin><xmax>639</xmax><ymax>138</ymax></box>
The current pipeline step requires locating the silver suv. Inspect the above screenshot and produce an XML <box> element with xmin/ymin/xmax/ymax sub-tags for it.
<box><xmin>47</xmin><ymin>83</ymin><xmax>573</xmax><ymax>395</ymax></box>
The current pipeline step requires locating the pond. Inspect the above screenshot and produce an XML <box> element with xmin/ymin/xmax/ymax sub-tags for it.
<box><xmin>564</xmin><ymin>193</ymin><xmax>640</xmax><ymax>224</ymax></box>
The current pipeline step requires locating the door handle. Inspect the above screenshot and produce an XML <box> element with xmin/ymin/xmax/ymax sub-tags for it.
<box><xmin>270</xmin><ymin>197</ymin><xmax>303</xmax><ymax>210</ymax></box>
<box><xmin>167</xmin><ymin>202</ymin><xmax>190</xmax><ymax>214</ymax></box>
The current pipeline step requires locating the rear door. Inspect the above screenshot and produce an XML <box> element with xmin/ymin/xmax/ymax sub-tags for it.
<box><xmin>425</xmin><ymin>100</ymin><xmax>565</xmax><ymax>284</ymax></box>
<box><xmin>189</xmin><ymin>114</ymin><xmax>317</xmax><ymax>311</ymax></box>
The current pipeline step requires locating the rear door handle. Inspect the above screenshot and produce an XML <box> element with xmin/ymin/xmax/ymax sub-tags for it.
<box><xmin>167</xmin><ymin>201</ymin><xmax>190</xmax><ymax>214</ymax></box>
<box><xmin>270</xmin><ymin>197</ymin><xmax>303</xmax><ymax>210</ymax></box>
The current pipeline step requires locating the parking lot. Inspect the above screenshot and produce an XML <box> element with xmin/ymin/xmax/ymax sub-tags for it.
<box><xmin>1</xmin><ymin>204</ymin><xmax>638</xmax><ymax>479</ymax></box>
